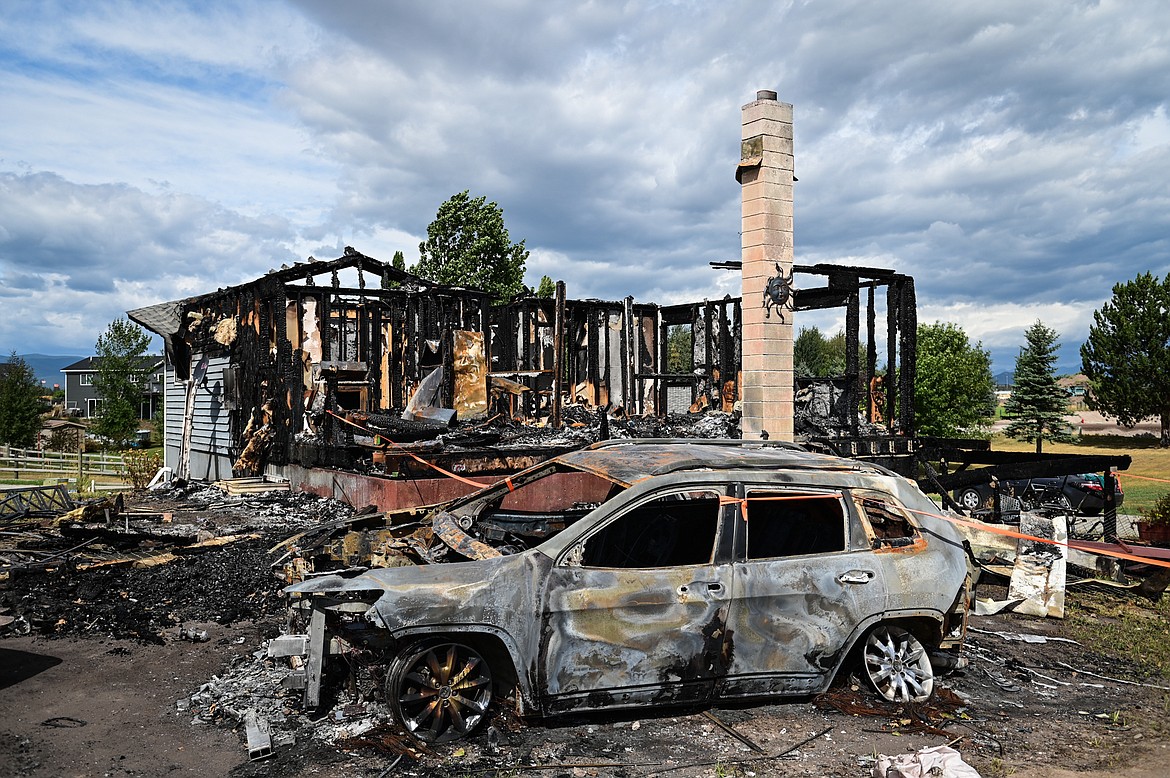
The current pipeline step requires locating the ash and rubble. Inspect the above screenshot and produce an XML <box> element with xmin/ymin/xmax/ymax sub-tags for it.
<box><xmin>173</xmin><ymin>598</ymin><xmax>1169</xmax><ymax>777</ymax></box>
<box><xmin>0</xmin><ymin>486</ymin><xmax>356</xmax><ymax>644</ymax></box>
<box><xmin>3</xmin><ymin>402</ymin><xmax>1167</xmax><ymax>773</ymax></box>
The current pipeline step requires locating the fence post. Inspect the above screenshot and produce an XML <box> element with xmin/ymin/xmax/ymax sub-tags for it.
<box><xmin>77</xmin><ymin>430</ymin><xmax>85</xmax><ymax>499</ymax></box>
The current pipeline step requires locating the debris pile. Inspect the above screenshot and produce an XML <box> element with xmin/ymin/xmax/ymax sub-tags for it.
<box><xmin>184</xmin><ymin>636</ymin><xmax>425</xmax><ymax>764</ymax></box>
<box><xmin>0</xmin><ymin>486</ymin><xmax>357</xmax><ymax>643</ymax></box>
<box><xmin>6</xmin><ymin>542</ymin><xmax>282</xmax><ymax>642</ymax></box>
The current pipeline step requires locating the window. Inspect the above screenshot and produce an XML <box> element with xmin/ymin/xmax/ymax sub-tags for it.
<box><xmin>80</xmin><ymin>373</ymin><xmax>93</xmax><ymax>386</ymax></box>
<box><xmin>578</xmin><ymin>489</ymin><xmax>721</xmax><ymax>568</ymax></box>
<box><xmin>853</xmin><ymin>493</ymin><xmax>920</xmax><ymax>549</ymax></box>
<box><xmin>744</xmin><ymin>491</ymin><xmax>846</xmax><ymax>559</ymax></box>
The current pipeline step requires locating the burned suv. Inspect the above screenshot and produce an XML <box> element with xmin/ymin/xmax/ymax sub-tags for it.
<box><xmin>284</xmin><ymin>439</ymin><xmax>975</xmax><ymax>743</ymax></box>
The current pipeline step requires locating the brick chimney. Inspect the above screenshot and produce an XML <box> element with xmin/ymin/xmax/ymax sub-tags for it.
<box><xmin>738</xmin><ymin>90</ymin><xmax>794</xmax><ymax>441</ymax></box>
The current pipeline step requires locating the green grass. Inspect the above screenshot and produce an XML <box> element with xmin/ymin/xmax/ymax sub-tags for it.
<box><xmin>1065</xmin><ymin>591</ymin><xmax>1170</xmax><ymax>681</ymax></box>
<box><xmin>990</xmin><ymin>433</ymin><xmax>1170</xmax><ymax>515</ymax></box>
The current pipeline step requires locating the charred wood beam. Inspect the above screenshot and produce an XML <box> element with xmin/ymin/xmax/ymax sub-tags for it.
<box><xmin>844</xmin><ymin>285</ymin><xmax>860</xmax><ymax>436</ymax></box>
<box><xmin>619</xmin><ymin>298</ymin><xmax>631</xmax><ymax>411</ymax></box>
<box><xmin>552</xmin><ymin>281</ymin><xmax>566</xmax><ymax>427</ymax></box>
<box><xmin>274</xmin><ymin>286</ymin><xmax>294</xmax><ymax>465</ymax></box>
<box><xmin>897</xmin><ymin>278</ymin><xmax>917</xmax><ymax>436</ymax></box>
<box><xmin>866</xmin><ymin>285</ymin><xmax>876</xmax><ymax>423</ymax></box>
<box><xmin>521</xmin><ymin>302</ymin><xmax>534</xmax><ymax>418</ymax></box>
<box><xmin>930</xmin><ymin>455</ymin><xmax>1131</xmax><ymax>491</ymax></box>
<box><xmin>793</xmin><ymin>287</ymin><xmax>851</xmax><ymax>311</ymax></box>
<box><xmin>885</xmin><ymin>282</ymin><xmax>899</xmax><ymax>432</ymax></box>
<box><xmin>795</xmin><ymin>263</ymin><xmax>900</xmax><ymax>279</ymax></box>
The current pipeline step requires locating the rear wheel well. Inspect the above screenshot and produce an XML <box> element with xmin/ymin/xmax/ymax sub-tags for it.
<box><xmin>841</xmin><ymin>616</ymin><xmax>943</xmax><ymax>672</ymax></box>
<box><xmin>871</xmin><ymin>616</ymin><xmax>943</xmax><ymax>648</ymax></box>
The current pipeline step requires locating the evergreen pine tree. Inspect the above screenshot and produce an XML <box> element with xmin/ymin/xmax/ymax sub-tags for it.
<box><xmin>1003</xmin><ymin>321</ymin><xmax>1073</xmax><ymax>453</ymax></box>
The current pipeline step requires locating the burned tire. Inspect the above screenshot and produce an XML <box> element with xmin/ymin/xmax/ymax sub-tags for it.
<box><xmin>956</xmin><ymin>488</ymin><xmax>985</xmax><ymax>512</ymax></box>
<box><xmin>862</xmin><ymin>625</ymin><xmax>935</xmax><ymax>704</ymax></box>
<box><xmin>387</xmin><ymin>639</ymin><xmax>494</xmax><ymax>743</ymax></box>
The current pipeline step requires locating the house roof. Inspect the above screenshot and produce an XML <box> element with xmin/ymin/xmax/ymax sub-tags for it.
<box><xmin>1057</xmin><ymin>373</ymin><xmax>1090</xmax><ymax>387</ymax></box>
<box><xmin>62</xmin><ymin>356</ymin><xmax>164</xmax><ymax>372</ymax></box>
<box><xmin>43</xmin><ymin>418</ymin><xmax>87</xmax><ymax>430</ymax></box>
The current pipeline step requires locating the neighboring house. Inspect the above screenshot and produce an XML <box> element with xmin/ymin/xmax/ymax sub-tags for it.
<box><xmin>1058</xmin><ymin>373</ymin><xmax>1092</xmax><ymax>411</ymax></box>
<box><xmin>61</xmin><ymin>356</ymin><xmax>165</xmax><ymax>419</ymax></box>
<box><xmin>1057</xmin><ymin>373</ymin><xmax>1091</xmax><ymax>397</ymax></box>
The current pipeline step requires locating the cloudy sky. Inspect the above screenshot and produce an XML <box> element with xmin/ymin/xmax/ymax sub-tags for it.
<box><xmin>2</xmin><ymin>0</ymin><xmax>1167</xmax><ymax>373</ymax></box>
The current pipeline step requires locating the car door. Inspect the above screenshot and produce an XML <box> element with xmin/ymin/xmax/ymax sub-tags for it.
<box><xmin>717</xmin><ymin>485</ymin><xmax>888</xmax><ymax>699</ymax></box>
<box><xmin>538</xmin><ymin>485</ymin><xmax>736</xmax><ymax>714</ymax></box>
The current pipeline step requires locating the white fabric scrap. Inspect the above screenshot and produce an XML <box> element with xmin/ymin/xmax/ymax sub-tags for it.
<box><xmin>873</xmin><ymin>745</ymin><xmax>982</xmax><ymax>778</ymax></box>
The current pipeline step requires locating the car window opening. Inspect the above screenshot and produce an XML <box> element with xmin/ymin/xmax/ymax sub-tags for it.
<box><xmin>744</xmin><ymin>491</ymin><xmax>846</xmax><ymax>558</ymax></box>
<box><xmin>580</xmin><ymin>490</ymin><xmax>721</xmax><ymax>568</ymax></box>
<box><xmin>856</xmin><ymin>494</ymin><xmax>920</xmax><ymax>548</ymax></box>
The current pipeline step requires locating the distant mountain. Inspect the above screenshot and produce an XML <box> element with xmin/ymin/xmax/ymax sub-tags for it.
<box><xmin>5</xmin><ymin>354</ymin><xmax>87</xmax><ymax>389</ymax></box>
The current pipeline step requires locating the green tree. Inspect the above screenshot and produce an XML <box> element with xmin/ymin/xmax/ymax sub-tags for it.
<box><xmin>414</xmin><ymin>191</ymin><xmax>528</xmax><ymax>303</ymax></box>
<box><xmin>794</xmin><ymin>326</ymin><xmax>869</xmax><ymax>385</ymax></box>
<box><xmin>794</xmin><ymin>326</ymin><xmax>849</xmax><ymax>377</ymax></box>
<box><xmin>381</xmin><ymin>250</ymin><xmax>408</xmax><ymax>290</ymax></box>
<box><xmin>914</xmin><ymin>322</ymin><xmax>995</xmax><ymax>437</ymax></box>
<box><xmin>665</xmin><ymin>325</ymin><xmax>693</xmax><ymax>374</ymax></box>
<box><xmin>92</xmin><ymin>318</ymin><xmax>152</xmax><ymax>448</ymax></box>
<box><xmin>1003</xmin><ymin>321</ymin><xmax>1074</xmax><ymax>453</ymax></box>
<box><xmin>1081</xmin><ymin>272</ymin><xmax>1170</xmax><ymax>447</ymax></box>
<box><xmin>535</xmin><ymin>275</ymin><xmax>555</xmax><ymax>298</ymax></box>
<box><xmin>0</xmin><ymin>354</ymin><xmax>47</xmax><ymax>447</ymax></box>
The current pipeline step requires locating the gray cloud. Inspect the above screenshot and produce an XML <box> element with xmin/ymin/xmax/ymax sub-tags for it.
<box><xmin>1</xmin><ymin>0</ymin><xmax>1168</xmax><ymax>374</ymax></box>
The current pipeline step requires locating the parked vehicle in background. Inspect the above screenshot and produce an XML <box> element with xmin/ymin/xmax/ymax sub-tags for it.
<box><xmin>954</xmin><ymin>473</ymin><xmax>1122</xmax><ymax>516</ymax></box>
<box><xmin>284</xmin><ymin>439</ymin><xmax>976</xmax><ymax>743</ymax></box>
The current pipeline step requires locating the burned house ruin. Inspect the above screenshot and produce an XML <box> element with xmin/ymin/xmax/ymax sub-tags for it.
<box><xmin>128</xmin><ymin>250</ymin><xmax>745</xmax><ymax>504</ymax></box>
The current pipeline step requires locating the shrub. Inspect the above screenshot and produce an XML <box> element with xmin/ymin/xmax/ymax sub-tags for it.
<box><xmin>1140</xmin><ymin>492</ymin><xmax>1170</xmax><ymax>526</ymax></box>
<box><xmin>121</xmin><ymin>449</ymin><xmax>162</xmax><ymax>489</ymax></box>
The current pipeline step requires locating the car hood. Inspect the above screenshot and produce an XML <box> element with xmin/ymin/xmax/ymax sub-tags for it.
<box><xmin>284</xmin><ymin>550</ymin><xmax>552</xmax><ymax>639</ymax></box>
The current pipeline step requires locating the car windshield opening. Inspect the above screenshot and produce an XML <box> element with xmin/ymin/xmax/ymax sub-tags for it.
<box><xmin>580</xmin><ymin>489</ymin><xmax>721</xmax><ymax>568</ymax></box>
<box><xmin>469</xmin><ymin>463</ymin><xmax>626</xmax><ymax>548</ymax></box>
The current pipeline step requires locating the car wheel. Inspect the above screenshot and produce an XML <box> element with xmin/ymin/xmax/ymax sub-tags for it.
<box><xmin>387</xmin><ymin>639</ymin><xmax>494</xmax><ymax>743</ymax></box>
<box><xmin>862</xmin><ymin>625</ymin><xmax>935</xmax><ymax>704</ymax></box>
<box><xmin>956</xmin><ymin>488</ymin><xmax>985</xmax><ymax>511</ymax></box>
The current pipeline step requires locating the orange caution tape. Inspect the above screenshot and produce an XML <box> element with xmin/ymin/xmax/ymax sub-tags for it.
<box><xmin>1112</xmin><ymin>472</ymin><xmax>1170</xmax><ymax>486</ymax></box>
<box><xmin>905</xmin><ymin>506</ymin><xmax>1170</xmax><ymax>570</ymax></box>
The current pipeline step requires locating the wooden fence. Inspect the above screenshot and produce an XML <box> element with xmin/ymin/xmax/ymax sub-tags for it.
<box><xmin>0</xmin><ymin>445</ymin><xmax>128</xmax><ymax>484</ymax></box>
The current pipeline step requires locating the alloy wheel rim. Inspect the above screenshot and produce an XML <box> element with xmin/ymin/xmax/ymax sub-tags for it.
<box><xmin>864</xmin><ymin>627</ymin><xmax>934</xmax><ymax>703</ymax></box>
<box><xmin>396</xmin><ymin>643</ymin><xmax>493</xmax><ymax>743</ymax></box>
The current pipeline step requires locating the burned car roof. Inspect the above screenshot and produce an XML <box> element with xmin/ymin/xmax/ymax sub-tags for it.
<box><xmin>555</xmin><ymin>438</ymin><xmax>872</xmax><ymax>486</ymax></box>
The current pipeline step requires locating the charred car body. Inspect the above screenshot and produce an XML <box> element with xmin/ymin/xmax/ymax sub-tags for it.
<box><xmin>282</xmin><ymin>439</ymin><xmax>975</xmax><ymax>743</ymax></box>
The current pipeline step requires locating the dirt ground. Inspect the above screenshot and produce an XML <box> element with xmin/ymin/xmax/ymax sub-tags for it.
<box><xmin>3</xmin><ymin>487</ymin><xmax>1170</xmax><ymax>778</ymax></box>
<box><xmin>991</xmin><ymin>411</ymin><xmax>1161</xmax><ymax>439</ymax></box>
